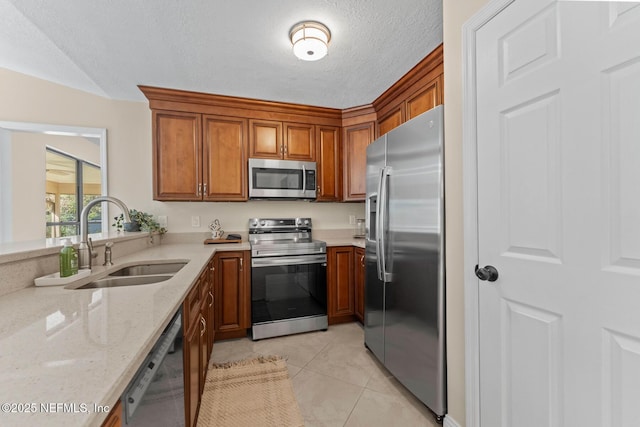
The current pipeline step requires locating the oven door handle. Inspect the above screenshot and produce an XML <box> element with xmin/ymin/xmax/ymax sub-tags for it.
<box><xmin>251</xmin><ymin>254</ymin><xmax>327</xmax><ymax>268</ymax></box>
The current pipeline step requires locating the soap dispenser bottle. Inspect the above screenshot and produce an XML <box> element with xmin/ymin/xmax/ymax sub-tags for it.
<box><xmin>60</xmin><ymin>239</ymin><xmax>78</xmax><ymax>277</ymax></box>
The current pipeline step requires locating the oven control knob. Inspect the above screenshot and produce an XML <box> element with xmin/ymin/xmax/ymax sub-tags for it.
<box><xmin>304</xmin><ymin>219</ymin><xmax>310</xmax><ymax>225</ymax></box>
<box><xmin>260</xmin><ymin>221</ymin><xmax>266</xmax><ymax>226</ymax></box>
<box><xmin>251</xmin><ymin>220</ymin><xmax>258</xmax><ymax>227</ymax></box>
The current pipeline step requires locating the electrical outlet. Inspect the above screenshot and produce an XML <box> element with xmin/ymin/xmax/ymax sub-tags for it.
<box><xmin>191</xmin><ymin>216</ymin><xmax>200</xmax><ymax>228</ymax></box>
<box><xmin>157</xmin><ymin>215</ymin><xmax>168</xmax><ymax>228</ymax></box>
<box><xmin>349</xmin><ymin>215</ymin><xmax>356</xmax><ymax>225</ymax></box>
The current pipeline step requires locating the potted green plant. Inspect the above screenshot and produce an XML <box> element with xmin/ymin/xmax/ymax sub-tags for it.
<box><xmin>113</xmin><ymin>209</ymin><xmax>167</xmax><ymax>234</ymax></box>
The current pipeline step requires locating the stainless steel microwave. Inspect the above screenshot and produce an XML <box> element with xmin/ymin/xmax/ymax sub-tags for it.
<box><xmin>248</xmin><ymin>158</ymin><xmax>317</xmax><ymax>200</ymax></box>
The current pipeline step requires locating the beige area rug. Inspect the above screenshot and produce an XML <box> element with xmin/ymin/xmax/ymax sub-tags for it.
<box><xmin>197</xmin><ymin>355</ymin><xmax>305</xmax><ymax>427</ymax></box>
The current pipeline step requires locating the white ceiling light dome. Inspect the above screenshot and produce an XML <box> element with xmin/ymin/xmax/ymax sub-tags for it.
<box><xmin>289</xmin><ymin>21</ymin><xmax>331</xmax><ymax>61</ymax></box>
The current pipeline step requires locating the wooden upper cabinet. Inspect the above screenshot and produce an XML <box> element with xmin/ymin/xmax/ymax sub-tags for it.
<box><xmin>406</xmin><ymin>75</ymin><xmax>443</xmax><ymax>120</ymax></box>
<box><xmin>373</xmin><ymin>43</ymin><xmax>444</xmax><ymax>137</ymax></box>
<box><xmin>203</xmin><ymin>115</ymin><xmax>248</xmax><ymax>201</ymax></box>
<box><xmin>249</xmin><ymin>120</ymin><xmax>283</xmax><ymax>159</ymax></box>
<box><xmin>377</xmin><ymin>105</ymin><xmax>404</xmax><ymax>137</ymax></box>
<box><xmin>343</xmin><ymin>122</ymin><xmax>374</xmax><ymax>202</ymax></box>
<box><xmin>153</xmin><ymin>111</ymin><xmax>248</xmax><ymax>201</ymax></box>
<box><xmin>153</xmin><ymin>111</ymin><xmax>202</xmax><ymax>200</ymax></box>
<box><xmin>284</xmin><ymin>123</ymin><xmax>315</xmax><ymax>161</ymax></box>
<box><xmin>316</xmin><ymin>126</ymin><xmax>341</xmax><ymax>202</ymax></box>
<box><xmin>250</xmin><ymin>120</ymin><xmax>315</xmax><ymax>161</ymax></box>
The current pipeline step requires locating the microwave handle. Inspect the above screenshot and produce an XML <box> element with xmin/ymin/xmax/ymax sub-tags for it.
<box><xmin>302</xmin><ymin>164</ymin><xmax>306</xmax><ymax>191</ymax></box>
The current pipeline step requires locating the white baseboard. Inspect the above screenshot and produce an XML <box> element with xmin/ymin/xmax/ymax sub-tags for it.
<box><xmin>444</xmin><ymin>415</ymin><xmax>462</xmax><ymax>427</ymax></box>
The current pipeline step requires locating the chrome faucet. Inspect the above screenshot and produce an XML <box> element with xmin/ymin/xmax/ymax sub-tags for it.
<box><xmin>78</xmin><ymin>196</ymin><xmax>131</xmax><ymax>269</ymax></box>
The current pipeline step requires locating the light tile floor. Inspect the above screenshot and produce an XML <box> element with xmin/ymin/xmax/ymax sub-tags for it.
<box><xmin>210</xmin><ymin>322</ymin><xmax>440</xmax><ymax>427</ymax></box>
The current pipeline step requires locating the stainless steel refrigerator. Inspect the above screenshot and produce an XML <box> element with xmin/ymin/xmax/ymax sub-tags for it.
<box><xmin>364</xmin><ymin>105</ymin><xmax>446</xmax><ymax>420</ymax></box>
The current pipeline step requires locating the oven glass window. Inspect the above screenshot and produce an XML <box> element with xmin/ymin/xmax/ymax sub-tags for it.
<box><xmin>253</xmin><ymin>168</ymin><xmax>303</xmax><ymax>190</ymax></box>
<box><xmin>252</xmin><ymin>263</ymin><xmax>327</xmax><ymax>324</ymax></box>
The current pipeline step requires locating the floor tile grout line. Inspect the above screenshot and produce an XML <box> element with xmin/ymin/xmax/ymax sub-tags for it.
<box><xmin>342</xmin><ymin>384</ymin><xmax>367</xmax><ymax>427</ymax></box>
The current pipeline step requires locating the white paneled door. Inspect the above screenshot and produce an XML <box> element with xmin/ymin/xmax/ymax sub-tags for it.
<box><xmin>475</xmin><ymin>1</ymin><xmax>640</xmax><ymax>426</ymax></box>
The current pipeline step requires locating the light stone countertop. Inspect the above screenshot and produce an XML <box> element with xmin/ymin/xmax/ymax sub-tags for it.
<box><xmin>0</xmin><ymin>242</ymin><xmax>248</xmax><ymax>427</ymax></box>
<box><xmin>0</xmin><ymin>235</ymin><xmax>361</xmax><ymax>427</ymax></box>
<box><xmin>313</xmin><ymin>229</ymin><xmax>365</xmax><ymax>249</ymax></box>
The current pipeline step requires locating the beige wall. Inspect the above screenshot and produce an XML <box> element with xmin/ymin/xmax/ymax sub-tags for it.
<box><xmin>443</xmin><ymin>0</ymin><xmax>491</xmax><ymax>425</ymax></box>
<box><xmin>0</xmin><ymin>67</ymin><xmax>363</xmax><ymax>242</ymax></box>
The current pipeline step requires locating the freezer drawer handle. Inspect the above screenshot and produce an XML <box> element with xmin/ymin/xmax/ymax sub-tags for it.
<box><xmin>475</xmin><ymin>265</ymin><xmax>499</xmax><ymax>282</ymax></box>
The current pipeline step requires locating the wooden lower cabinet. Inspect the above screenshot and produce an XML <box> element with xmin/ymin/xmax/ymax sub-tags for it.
<box><xmin>182</xmin><ymin>258</ymin><xmax>217</xmax><ymax>427</ymax></box>
<box><xmin>100</xmin><ymin>400</ymin><xmax>122</xmax><ymax>427</ymax></box>
<box><xmin>354</xmin><ymin>247</ymin><xmax>365</xmax><ymax>324</ymax></box>
<box><xmin>327</xmin><ymin>246</ymin><xmax>355</xmax><ymax>324</ymax></box>
<box><xmin>184</xmin><ymin>315</ymin><xmax>201</xmax><ymax>427</ymax></box>
<box><xmin>213</xmin><ymin>251</ymin><xmax>251</xmax><ymax>340</ymax></box>
<box><xmin>205</xmin><ymin>259</ymin><xmax>216</xmax><ymax>357</ymax></box>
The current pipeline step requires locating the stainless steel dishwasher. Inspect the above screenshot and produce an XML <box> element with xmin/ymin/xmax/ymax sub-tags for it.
<box><xmin>122</xmin><ymin>308</ymin><xmax>185</xmax><ymax>426</ymax></box>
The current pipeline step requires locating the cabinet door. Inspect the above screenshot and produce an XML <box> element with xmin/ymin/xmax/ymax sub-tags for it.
<box><xmin>249</xmin><ymin>120</ymin><xmax>283</xmax><ymax>159</ymax></box>
<box><xmin>206</xmin><ymin>260</ymin><xmax>216</xmax><ymax>355</ymax></box>
<box><xmin>199</xmin><ymin>314</ymin><xmax>208</xmax><ymax>394</ymax></box>
<box><xmin>153</xmin><ymin>111</ymin><xmax>202</xmax><ymax>200</ymax></box>
<box><xmin>328</xmin><ymin>246</ymin><xmax>355</xmax><ymax>324</ymax></box>
<box><xmin>406</xmin><ymin>75</ymin><xmax>443</xmax><ymax>120</ymax></box>
<box><xmin>203</xmin><ymin>115</ymin><xmax>248</xmax><ymax>201</ymax></box>
<box><xmin>214</xmin><ymin>251</ymin><xmax>250</xmax><ymax>338</ymax></box>
<box><xmin>284</xmin><ymin>122</ymin><xmax>315</xmax><ymax>161</ymax></box>
<box><xmin>342</xmin><ymin>122</ymin><xmax>374</xmax><ymax>201</ymax></box>
<box><xmin>184</xmin><ymin>319</ymin><xmax>201</xmax><ymax>427</ymax></box>
<box><xmin>315</xmin><ymin>126</ymin><xmax>341</xmax><ymax>201</ymax></box>
<box><xmin>100</xmin><ymin>400</ymin><xmax>122</xmax><ymax>427</ymax></box>
<box><xmin>354</xmin><ymin>247</ymin><xmax>365</xmax><ymax>324</ymax></box>
<box><xmin>377</xmin><ymin>106</ymin><xmax>404</xmax><ymax>137</ymax></box>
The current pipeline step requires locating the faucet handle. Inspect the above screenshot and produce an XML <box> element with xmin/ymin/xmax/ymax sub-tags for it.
<box><xmin>88</xmin><ymin>238</ymin><xmax>98</xmax><ymax>259</ymax></box>
<box><xmin>105</xmin><ymin>241</ymin><xmax>114</xmax><ymax>249</ymax></box>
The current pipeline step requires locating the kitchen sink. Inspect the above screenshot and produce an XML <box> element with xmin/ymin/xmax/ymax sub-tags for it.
<box><xmin>76</xmin><ymin>274</ymin><xmax>174</xmax><ymax>289</ymax></box>
<box><xmin>71</xmin><ymin>261</ymin><xmax>188</xmax><ymax>290</ymax></box>
<box><xmin>108</xmin><ymin>262</ymin><xmax>187</xmax><ymax>277</ymax></box>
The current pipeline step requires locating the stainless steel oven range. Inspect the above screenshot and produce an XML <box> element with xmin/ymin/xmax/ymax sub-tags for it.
<box><xmin>249</xmin><ymin>217</ymin><xmax>327</xmax><ymax>340</ymax></box>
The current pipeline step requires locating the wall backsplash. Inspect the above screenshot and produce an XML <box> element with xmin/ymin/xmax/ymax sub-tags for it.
<box><xmin>141</xmin><ymin>201</ymin><xmax>365</xmax><ymax>234</ymax></box>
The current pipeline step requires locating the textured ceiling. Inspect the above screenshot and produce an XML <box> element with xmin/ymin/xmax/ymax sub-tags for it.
<box><xmin>0</xmin><ymin>0</ymin><xmax>442</xmax><ymax>109</ymax></box>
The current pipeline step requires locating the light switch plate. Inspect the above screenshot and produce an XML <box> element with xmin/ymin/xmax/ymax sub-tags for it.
<box><xmin>157</xmin><ymin>215</ymin><xmax>168</xmax><ymax>228</ymax></box>
<box><xmin>191</xmin><ymin>216</ymin><xmax>200</xmax><ymax>227</ymax></box>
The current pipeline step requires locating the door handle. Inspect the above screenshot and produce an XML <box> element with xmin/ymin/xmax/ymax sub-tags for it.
<box><xmin>200</xmin><ymin>317</ymin><xmax>206</xmax><ymax>336</ymax></box>
<box><xmin>475</xmin><ymin>265</ymin><xmax>499</xmax><ymax>282</ymax></box>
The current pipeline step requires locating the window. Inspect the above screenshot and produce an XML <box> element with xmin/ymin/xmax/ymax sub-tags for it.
<box><xmin>45</xmin><ymin>149</ymin><xmax>102</xmax><ymax>238</ymax></box>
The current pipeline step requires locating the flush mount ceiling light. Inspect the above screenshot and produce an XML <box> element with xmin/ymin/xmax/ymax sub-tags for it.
<box><xmin>289</xmin><ymin>21</ymin><xmax>331</xmax><ymax>61</ymax></box>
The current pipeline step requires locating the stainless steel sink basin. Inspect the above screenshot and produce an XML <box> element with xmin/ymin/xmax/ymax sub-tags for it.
<box><xmin>77</xmin><ymin>274</ymin><xmax>174</xmax><ymax>289</ymax></box>
<box><xmin>108</xmin><ymin>262</ymin><xmax>187</xmax><ymax>277</ymax></box>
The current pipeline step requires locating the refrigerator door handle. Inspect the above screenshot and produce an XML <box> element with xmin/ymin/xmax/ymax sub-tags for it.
<box><xmin>365</xmin><ymin>193</ymin><xmax>375</xmax><ymax>242</ymax></box>
<box><xmin>377</xmin><ymin>166</ymin><xmax>392</xmax><ymax>282</ymax></box>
